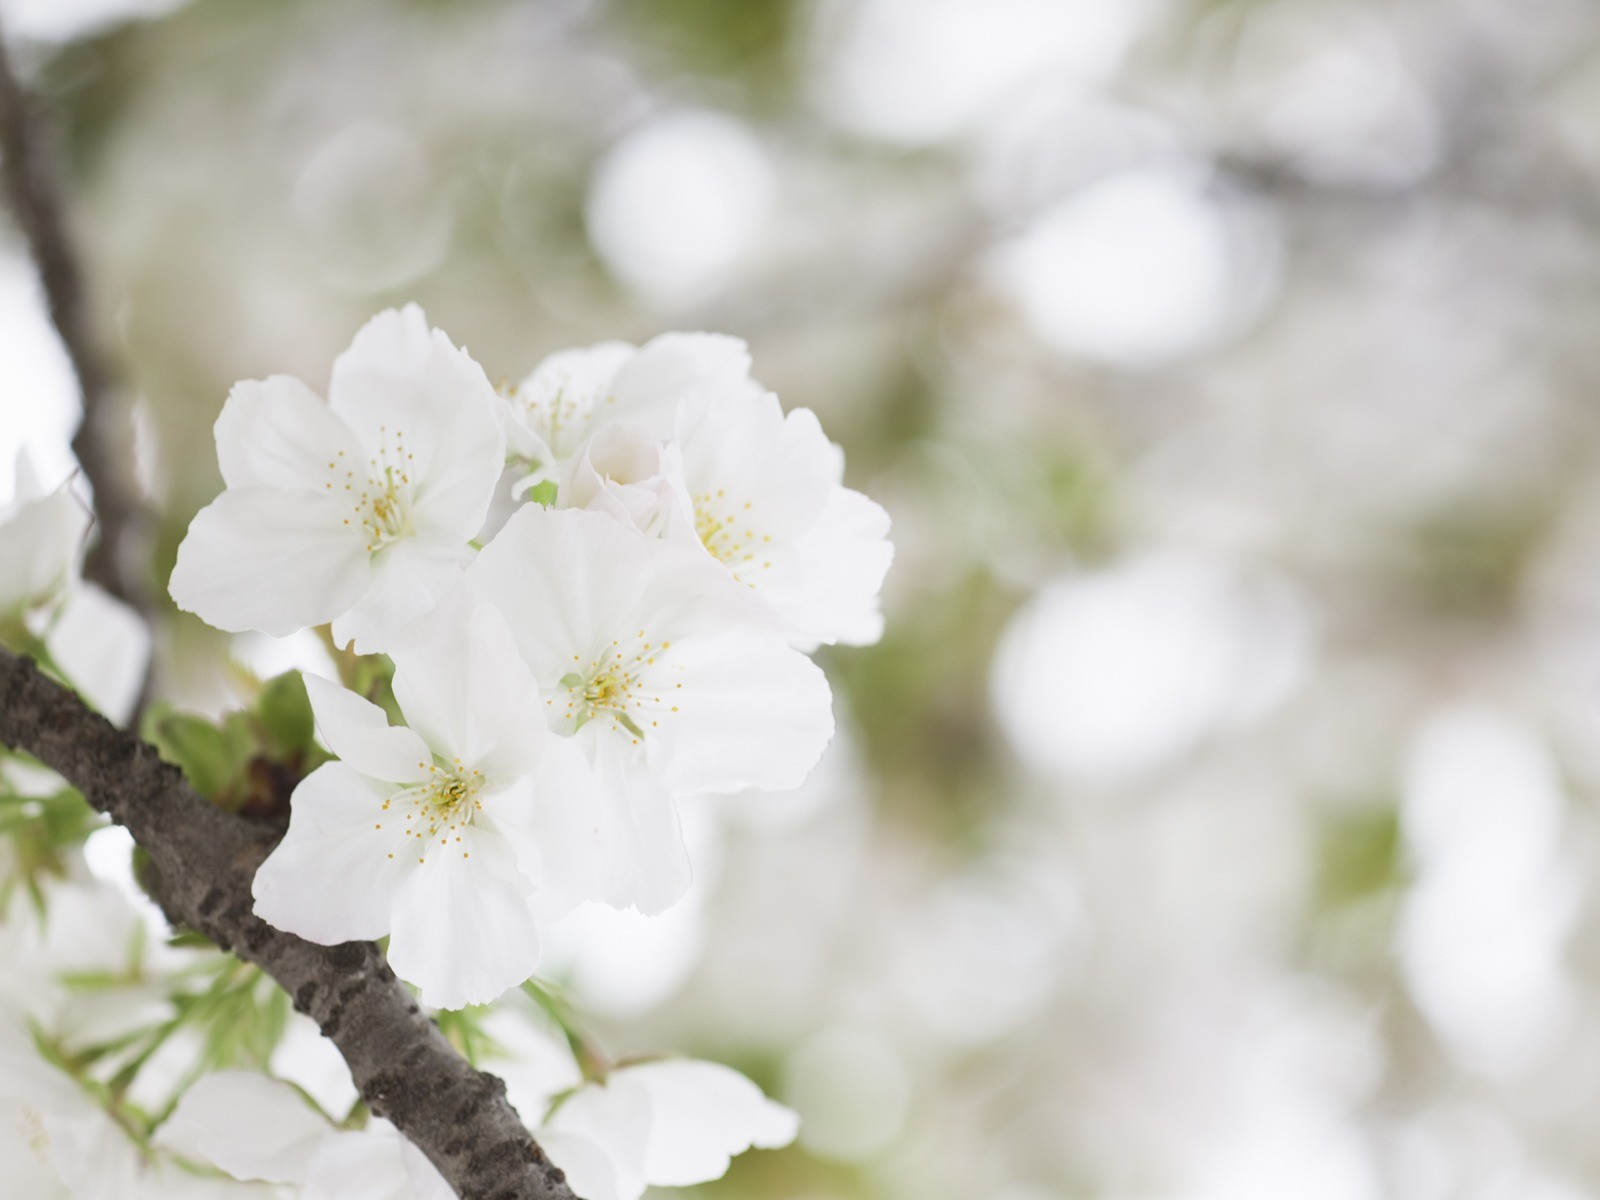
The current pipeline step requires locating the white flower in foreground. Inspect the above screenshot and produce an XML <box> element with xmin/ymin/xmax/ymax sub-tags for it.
<box><xmin>252</xmin><ymin>604</ymin><xmax>594</xmax><ymax>1009</ymax></box>
<box><xmin>169</xmin><ymin>305</ymin><xmax>504</xmax><ymax>652</ymax></box>
<box><xmin>671</xmin><ymin>391</ymin><xmax>892</xmax><ymax>647</ymax></box>
<box><xmin>538</xmin><ymin>1060</ymin><xmax>799</xmax><ymax>1200</ymax></box>
<box><xmin>160</xmin><ymin>1071</ymin><xmax>450</xmax><ymax>1200</ymax></box>
<box><xmin>502</xmin><ymin>332</ymin><xmax>757</xmax><ymax>489</ymax></box>
<box><xmin>0</xmin><ymin>452</ymin><xmax>90</xmax><ymax>621</ymax></box>
<box><xmin>464</xmin><ymin>506</ymin><xmax>834</xmax><ymax>914</ymax></box>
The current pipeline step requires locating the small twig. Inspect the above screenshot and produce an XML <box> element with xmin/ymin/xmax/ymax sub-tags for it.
<box><xmin>0</xmin><ymin>645</ymin><xmax>580</xmax><ymax>1200</ymax></box>
<box><xmin>0</xmin><ymin>21</ymin><xmax>146</xmax><ymax>615</ymax></box>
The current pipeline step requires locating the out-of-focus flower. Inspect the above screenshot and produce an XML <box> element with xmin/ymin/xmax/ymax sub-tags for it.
<box><xmin>159</xmin><ymin>1070</ymin><xmax>451</xmax><ymax>1200</ymax></box>
<box><xmin>252</xmin><ymin>604</ymin><xmax>594</xmax><ymax>1009</ymax></box>
<box><xmin>169</xmin><ymin>306</ymin><xmax>503</xmax><ymax>652</ymax></box>
<box><xmin>0</xmin><ymin>452</ymin><xmax>89</xmax><ymax>622</ymax></box>
<box><xmin>486</xmin><ymin>1010</ymin><xmax>797</xmax><ymax>1200</ymax></box>
<box><xmin>0</xmin><ymin>1018</ymin><xmax>252</xmax><ymax>1199</ymax></box>
<box><xmin>464</xmin><ymin>506</ymin><xmax>834</xmax><ymax>915</ymax></box>
<box><xmin>539</xmin><ymin>1060</ymin><xmax>799</xmax><ymax>1200</ymax></box>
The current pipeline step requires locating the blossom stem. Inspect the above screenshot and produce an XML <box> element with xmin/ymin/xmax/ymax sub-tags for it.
<box><xmin>522</xmin><ymin>979</ymin><xmax>611</xmax><ymax>1083</ymax></box>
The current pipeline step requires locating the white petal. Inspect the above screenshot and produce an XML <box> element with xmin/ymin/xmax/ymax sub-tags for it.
<box><xmin>214</xmin><ymin>375</ymin><xmax>364</xmax><ymax>492</ymax></box>
<box><xmin>466</xmin><ymin>506</ymin><xmax>746</xmax><ymax>690</ymax></box>
<box><xmin>464</xmin><ymin>507</ymin><xmax>665</xmax><ymax>686</ymax></box>
<box><xmin>42</xmin><ymin>584</ymin><xmax>151</xmax><ymax>724</ymax></box>
<box><xmin>169</xmin><ymin>488</ymin><xmax>371</xmax><ymax>636</ymax></box>
<box><xmin>330</xmin><ymin>540</ymin><xmax>469</xmax><ymax>655</ymax></box>
<box><xmin>627</xmin><ymin>1060</ymin><xmax>799</xmax><ymax>1186</ymax></box>
<box><xmin>478</xmin><ymin>1009</ymin><xmax>584</xmax><ymax>1126</ymax></box>
<box><xmin>760</xmin><ymin>484</ymin><xmax>893</xmax><ymax>647</ymax></box>
<box><xmin>252</xmin><ymin>763</ymin><xmax>416</xmax><ymax>943</ymax></box>
<box><xmin>538</xmin><ymin>1129</ymin><xmax>630</xmax><ymax>1200</ymax></box>
<box><xmin>157</xmin><ymin>1072</ymin><xmax>330</xmax><ymax>1185</ymax></box>
<box><xmin>389</xmin><ymin>601</ymin><xmax>549</xmax><ymax>779</ymax></box>
<box><xmin>398</xmin><ymin>1133</ymin><xmax>456</xmax><ymax>1200</ymax></box>
<box><xmin>302</xmin><ymin>1123</ymin><xmax>427</xmax><ymax>1200</ymax></box>
<box><xmin>578</xmin><ymin>728</ymin><xmax>692</xmax><ymax>915</ymax></box>
<box><xmin>611</xmin><ymin>331</ymin><xmax>757</xmax><ymax>428</ymax></box>
<box><xmin>651</xmin><ymin>629</ymin><xmax>834</xmax><ymax>796</ymax></box>
<box><xmin>385</xmin><ymin>825</ymin><xmax>540</xmax><ymax>1009</ymax></box>
<box><xmin>676</xmin><ymin>400</ymin><xmax>891</xmax><ymax>644</ymax></box>
<box><xmin>0</xmin><ymin>484</ymin><xmax>89</xmax><ymax>615</ymax></box>
<box><xmin>483</xmin><ymin>739</ymin><xmax>605</xmax><ymax>921</ymax></box>
<box><xmin>557</xmin><ymin>423</ymin><xmax>695</xmax><ymax>542</ymax></box>
<box><xmin>304</xmin><ymin>675</ymin><xmax>431</xmax><ymax>784</ymax></box>
<box><xmin>508</xmin><ymin>341</ymin><xmax>636</xmax><ymax>470</ymax></box>
<box><xmin>544</xmin><ymin>1074</ymin><xmax>654</xmax><ymax>1200</ymax></box>
<box><xmin>326</xmin><ymin>305</ymin><xmax>504</xmax><ymax>543</ymax></box>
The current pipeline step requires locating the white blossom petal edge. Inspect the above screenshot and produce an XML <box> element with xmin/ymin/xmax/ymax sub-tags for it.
<box><xmin>169</xmin><ymin>305</ymin><xmax>504</xmax><ymax>652</ymax></box>
<box><xmin>251</xmin><ymin>603</ymin><xmax>596</xmax><ymax>1008</ymax></box>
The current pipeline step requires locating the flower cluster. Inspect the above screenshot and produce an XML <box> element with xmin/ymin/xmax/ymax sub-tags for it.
<box><xmin>146</xmin><ymin>305</ymin><xmax>890</xmax><ymax>1191</ymax></box>
<box><xmin>171</xmin><ymin>306</ymin><xmax>890</xmax><ymax>1007</ymax></box>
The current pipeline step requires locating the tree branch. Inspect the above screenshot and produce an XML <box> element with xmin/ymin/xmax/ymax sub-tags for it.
<box><xmin>0</xmin><ymin>645</ymin><xmax>580</xmax><ymax>1200</ymax></box>
<box><xmin>0</xmin><ymin>22</ymin><xmax>147</xmax><ymax>613</ymax></box>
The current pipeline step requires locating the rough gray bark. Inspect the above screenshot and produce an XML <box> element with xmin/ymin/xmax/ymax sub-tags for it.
<box><xmin>0</xmin><ymin>22</ymin><xmax>147</xmax><ymax>613</ymax></box>
<box><xmin>0</xmin><ymin>645</ymin><xmax>580</xmax><ymax>1200</ymax></box>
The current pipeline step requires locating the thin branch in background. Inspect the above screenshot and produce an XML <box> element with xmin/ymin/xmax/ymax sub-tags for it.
<box><xmin>0</xmin><ymin>21</ymin><xmax>147</xmax><ymax>615</ymax></box>
<box><xmin>0</xmin><ymin>645</ymin><xmax>580</xmax><ymax>1200</ymax></box>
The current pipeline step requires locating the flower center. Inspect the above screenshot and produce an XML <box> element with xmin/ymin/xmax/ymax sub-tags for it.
<box><xmin>515</xmin><ymin>379</ymin><xmax>616</xmax><ymax>463</ymax></box>
<box><xmin>693</xmin><ymin>489</ymin><xmax>771</xmax><ymax>581</ymax></box>
<box><xmin>554</xmin><ymin>634</ymin><xmax>681</xmax><ymax>743</ymax></box>
<box><xmin>324</xmin><ymin>426</ymin><xmax>416</xmax><ymax>554</ymax></box>
<box><xmin>378</xmin><ymin>759</ymin><xmax>485</xmax><ymax>864</ymax></box>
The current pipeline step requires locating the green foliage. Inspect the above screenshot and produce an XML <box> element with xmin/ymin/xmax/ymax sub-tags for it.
<box><xmin>140</xmin><ymin>670</ymin><xmax>328</xmax><ymax>816</ymax></box>
<box><xmin>434</xmin><ymin>1003</ymin><xmax>503</xmax><ymax>1067</ymax></box>
<box><xmin>614</xmin><ymin>0</ymin><xmax>798</xmax><ymax>88</ymax></box>
<box><xmin>0</xmin><ymin>777</ymin><xmax>101</xmax><ymax>912</ymax></box>
<box><xmin>256</xmin><ymin>670</ymin><xmax>315</xmax><ymax>758</ymax></box>
<box><xmin>1315</xmin><ymin>803</ymin><xmax>1405</xmax><ymax>911</ymax></box>
<box><xmin>1391</xmin><ymin>498</ymin><xmax>1559</xmax><ymax>622</ymax></box>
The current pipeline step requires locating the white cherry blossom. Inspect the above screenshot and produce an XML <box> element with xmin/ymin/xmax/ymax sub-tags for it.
<box><xmin>671</xmin><ymin>391</ymin><xmax>892</xmax><ymax>647</ymax></box>
<box><xmin>502</xmin><ymin>332</ymin><xmax>757</xmax><ymax>490</ymax></box>
<box><xmin>539</xmin><ymin>1059</ymin><xmax>799</xmax><ymax>1200</ymax></box>
<box><xmin>159</xmin><ymin>1070</ymin><xmax>451</xmax><ymax>1200</ymax></box>
<box><xmin>251</xmin><ymin>603</ymin><xmax>594</xmax><ymax>1009</ymax></box>
<box><xmin>510</xmin><ymin>336</ymin><xmax>893</xmax><ymax>648</ymax></box>
<box><xmin>463</xmin><ymin>505</ymin><xmax>834</xmax><ymax>915</ymax></box>
<box><xmin>169</xmin><ymin>305</ymin><xmax>504</xmax><ymax>652</ymax></box>
<box><xmin>485</xmin><ymin>1010</ymin><xmax>797</xmax><ymax>1200</ymax></box>
<box><xmin>0</xmin><ymin>452</ymin><xmax>90</xmax><ymax>621</ymax></box>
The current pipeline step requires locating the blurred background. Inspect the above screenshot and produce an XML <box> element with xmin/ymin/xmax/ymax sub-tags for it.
<box><xmin>6</xmin><ymin>0</ymin><xmax>1600</xmax><ymax>1197</ymax></box>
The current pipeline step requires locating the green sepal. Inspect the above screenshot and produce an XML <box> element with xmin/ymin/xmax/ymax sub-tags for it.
<box><xmin>256</xmin><ymin>671</ymin><xmax>316</xmax><ymax>758</ymax></box>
